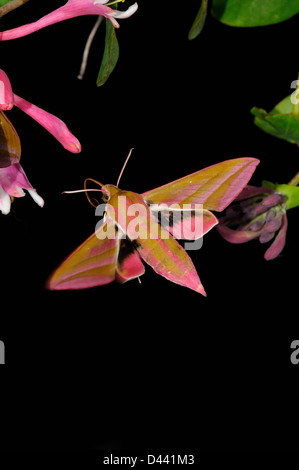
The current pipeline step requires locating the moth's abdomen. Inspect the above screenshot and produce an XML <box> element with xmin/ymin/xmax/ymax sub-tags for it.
<box><xmin>107</xmin><ymin>190</ymin><xmax>156</xmax><ymax>241</ymax></box>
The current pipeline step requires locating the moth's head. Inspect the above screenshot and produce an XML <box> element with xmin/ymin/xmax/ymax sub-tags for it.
<box><xmin>81</xmin><ymin>179</ymin><xmax>116</xmax><ymax>208</ymax></box>
<box><xmin>101</xmin><ymin>184</ymin><xmax>119</xmax><ymax>202</ymax></box>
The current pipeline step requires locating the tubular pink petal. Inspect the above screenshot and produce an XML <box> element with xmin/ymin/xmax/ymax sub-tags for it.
<box><xmin>0</xmin><ymin>69</ymin><xmax>14</xmax><ymax>110</ymax></box>
<box><xmin>13</xmin><ymin>94</ymin><xmax>81</xmax><ymax>153</ymax></box>
<box><xmin>217</xmin><ymin>224</ymin><xmax>262</xmax><ymax>243</ymax></box>
<box><xmin>0</xmin><ymin>0</ymin><xmax>136</xmax><ymax>40</ymax></box>
<box><xmin>259</xmin><ymin>231</ymin><xmax>276</xmax><ymax>244</ymax></box>
<box><xmin>264</xmin><ymin>213</ymin><xmax>288</xmax><ymax>261</ymax></box>
<box><xmin>0</xmin><ymin>3</ymin><xmax>75</xmax><ymax>40</ymax></box>
<box><xmin>235</xmin><ymin>185</ymin><xmax>272</xmax><ymax>201</ymax></box>
<box><xmin>263</xmin><ymin>214</ymin><xmax>282</xmax><ymax>233</ymax></box>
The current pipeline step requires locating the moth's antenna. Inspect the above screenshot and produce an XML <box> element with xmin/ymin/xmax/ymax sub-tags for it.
<box><xmin>116</xmin><ymin>148</ymin><xmax>134</xmax><ymax>187</ymax></box>
<box><xmin>63</xmin><ymin>179</ymin><xmax>109</xmax><ymax>208</ymax></box>
<box><xmin>84</xmin><ymin>178</ymin><xmax>107</xmax><ymax>208</ymax></box>
<box><xmin>62</xmin><ymin>189</ymin><xmax>103</xmax><ymax>195</ymax></box>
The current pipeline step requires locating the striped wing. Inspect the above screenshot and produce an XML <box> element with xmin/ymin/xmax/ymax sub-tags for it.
<box><xmin>142</xmin><ymin>158</ymin><xmax>259</xmax><ymax>212</ymax></box>
<box><xmin>0</xmin><ymin>109</ymin><xmax>21</xmax><ymax>168</ymax></box>
<box><xmin>150</xmin><ymin>206</ymin><xmax>218</xmax><ymax>239</ymax></box>
<box><xmin>136</xmin><ymin>229</ymin><xmax>206</xmax><ymax>295</ymax></box>
<box><xmin>47</xmin><ymin>219</ymin><xmax>119</xmax><ymax>290</ymax></box>
<box><xmin>116</xmin><ymin>237</ymin><xmax>145</xmax><ymax>283</ymax></box>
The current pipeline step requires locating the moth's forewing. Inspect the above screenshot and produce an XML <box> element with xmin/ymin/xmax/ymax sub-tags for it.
<box><xmin>142</xmin><ymin>158</ymin><xmax>259</xmax><ymax>211</ymax></box>
<box><xmin>136</xmin><ymin>224</ymin><xmax>206</xmax><ymax>295</ymax></box>
<box><xmin>0</xmin><ymin>110</ymin><xmax>21</xmax><ymax>168</ymax></box>
<box><xmin>47</xmin><ymin>219</ymin><xmax>119</xmax><ymax>290</ymax></box>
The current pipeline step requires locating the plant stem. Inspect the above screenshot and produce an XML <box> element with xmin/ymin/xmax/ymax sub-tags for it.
<box><xmin>289</xmin><ymin>171</ymin><xmax>299</xmax><ymax>186</ymax></box>
<box><xmin>0</xmin><ymin>0</ymin><xmax>30</xmax><ymax>17</ymax></box>
<box><xmin>77</xmin><ymin>16</ymin><xmax>103</xmax><ymax>80</ymax></box>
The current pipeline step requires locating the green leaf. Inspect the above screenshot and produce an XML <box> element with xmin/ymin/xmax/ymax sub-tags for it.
<box><xmin>0</xmin><ymin>0</ymin><xmax>30</xmax><ymax>16</ymax></box>
<box><xmin>0</xmin><ymin>0</ymin><xmax>16</xmax><ymax>6</ymax></box>
<box><xmin>271</xmin><ymin>95</ymin><xmax>293</xmax><ymax>115</ymax></box>
<box><xmin>212</xmin><ymin>0</ymin><xmax>299</xmax><ymax>27</ymax></box>
<box><xmin>188</xmin><ymin>0</ymin><xmax>209</xmax><ymax>40</ymax></box>
<box><xmin>263</xmin><ymin>180</ymin><xmax>299</xmax><ymax>210</ymax></box>
<box><xmin>96</xmin><ymin>19</ymin><xmax>119</xmax><ymax>87</ymax></box>
<box><xmin>251</xmin><ymin>95</ymin><xmax>299</xmax><ymax>145</ymax></box>
<box><xmin>262</xmin><ymin>180</ymin><xmax>276</xmax><ymax>190</ymax></box>
<box><xmin>276</xmin><ymin>184</ymin><xmax>299</xmax><ymax>210</ymax></box>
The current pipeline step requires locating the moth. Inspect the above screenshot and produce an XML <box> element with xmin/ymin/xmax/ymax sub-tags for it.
<box><xmin>47</xmin><ymin>153</ymin><xmax>259</xmax><ymax>294</ymax></box>
<box><xmin>0</xmin><ymin>109</ymin><xmax>21</xmax><ymax>167</ymax></box>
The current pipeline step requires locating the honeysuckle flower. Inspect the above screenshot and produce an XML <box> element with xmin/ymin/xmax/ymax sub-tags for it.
<box><xmin>0</xmin><ymin>163</ymin><xmax>44</xmax><ymax>215</ymax></box>
<box><xmin>0</xmin><ymin>69</ymin><xmax>14</xmax><ymax>111</ymax></box>
<box><xmin>0</xmin><ymin>0</ymin><xmax>138</xmax><ymax>40</ymax></box>
<box><xmin>217</xmin><ymin>185</ymin><xmax>288</xmax><ymax>260</ymax></box>
<box><xmin>0</xmin><ymin>69</ymin><xmax>81</xmax><ymax>153</ymax></box>
<box><xmin>13</xmin><ymin>94</ymin><xmax>81</xmax><ymax>153</ymax></box>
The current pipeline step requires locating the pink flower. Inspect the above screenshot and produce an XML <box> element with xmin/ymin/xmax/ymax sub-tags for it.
<box><xmin>0</xmin><ymin>163</ymin><xmax>44</xmax><ymax>215</ymax></box>
<box><xmin>0</xmin><ymin>0</ymin><xmax>138</xmax><ymax>40</ymax></box>
<box><xmin>0</xmin><ymin>69</ymin><xmax>13</xmax><ymax>111</ymax></box>
<box><xmin>217</xmin><ymin>185</ymin><xmax>288</xmax><ymax>260</ymax></box>
<box><xmin>0</xmin><ymin>69</ymin><xmax>81</xmax><ymax>153</ymax></box>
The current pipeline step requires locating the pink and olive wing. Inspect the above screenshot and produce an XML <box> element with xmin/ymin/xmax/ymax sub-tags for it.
<box><xmin>0</xmin><ymin>109</ymin><xmax>21</xmax><ymax>167</ymax></box>
<box><xmin>116</xmin><ymin>238</ymin><xmax>145</xmax><ymax>283</ymax></box>
<box><xmin>47</xmin><ymin>219</ymin><xmax>119</xmax><ymax>290</ymax></box>
<box><xmin>136</xmin><ymin>222</ymin><xmax>206</xmax><ymax>295</ymax></box>
<box><xmin>142</xmin><ymin>158</ymin><xmax>259</xmax><ymax>212</ymax></box>
<box><xmin>152</xmin><ymin>206</ymin><xmax>218</xmax><ymax>239</ymax></box>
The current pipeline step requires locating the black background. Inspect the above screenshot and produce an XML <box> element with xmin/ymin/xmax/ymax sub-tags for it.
<box><xmin>0</xmin><ymin>0</ymin><xmax>298</xmax><ymax>452</ymax></box>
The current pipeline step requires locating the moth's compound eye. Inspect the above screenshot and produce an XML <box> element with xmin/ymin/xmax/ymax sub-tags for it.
<box><xmin>102</xmin><ymin>193</ymin><xmax>110</xmax><ymax>203</ymax></box>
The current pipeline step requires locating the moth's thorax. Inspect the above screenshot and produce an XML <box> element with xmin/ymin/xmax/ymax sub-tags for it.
<box><xmin>106</xmin><ymin>189</ymin><xmax>150</xmax><ymax>237</ymax></box>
